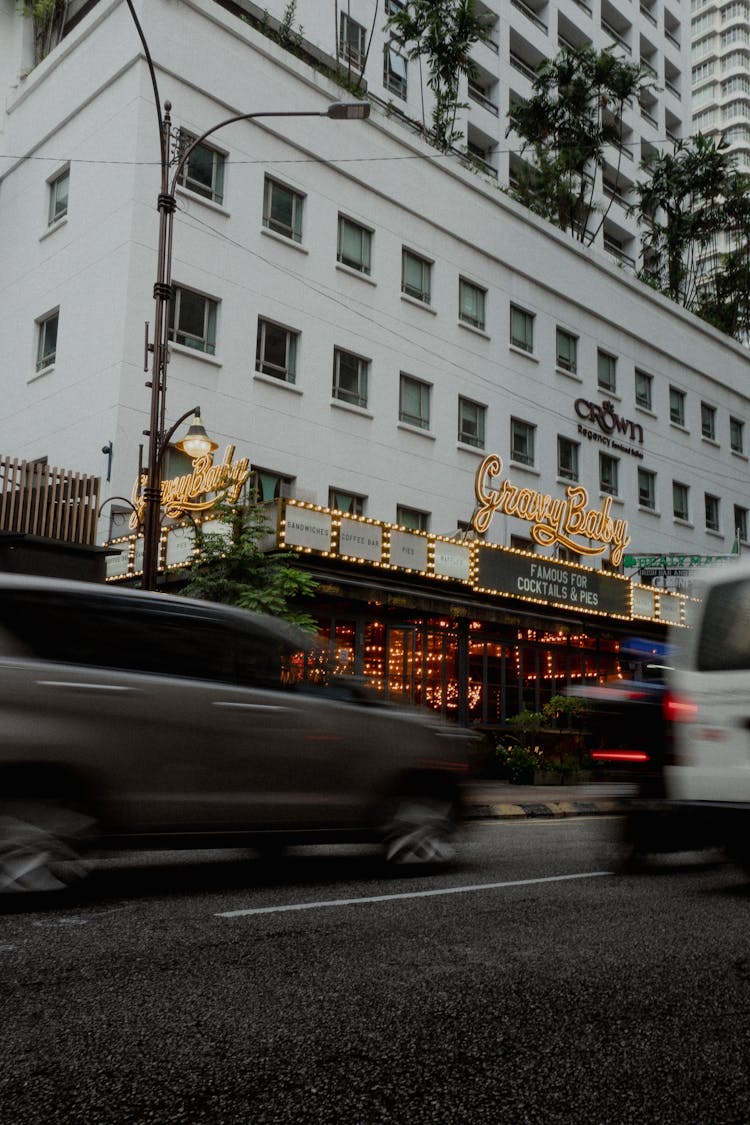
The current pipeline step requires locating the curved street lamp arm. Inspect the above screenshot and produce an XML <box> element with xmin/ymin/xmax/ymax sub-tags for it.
<box><xmin>97</xmin><ymin>496</ymin><xmax>139</xmax><ymax>519</ymax></box>
<box><xmin>125</xmin><ymin>1</ymin><xmax>166</xmax><ymax>156</ymax></box>
<box><xmin>169</xmin><ymin>109</ymin><xmax>328</xmax><ymax>194</ymax></box>
<box><xmin>156</xmin><ymin>406</ymin><xmax>202</xmax><ymax>469</ymax></box>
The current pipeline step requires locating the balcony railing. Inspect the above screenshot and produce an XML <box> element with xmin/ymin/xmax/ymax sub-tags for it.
<box><xmin>602</xmin><ymin>19</ymin><xmax>632</xmax><ymax>52</ymax></box>
<box><xmin>604</xmin><ymin>239</ymin><xmax>637</xmax><ymax>268</ymax></box>
<box><xmin>510</xmin><ymin>51</ymin><xmax>538</xmax><ymax>80</ymax></box>
<box><xmin>640</xmin><ymin>5</ymin><xmax>657</xmax><ymax>25</ymax></box>
<box><xmin>510</xmin><ymin>0</ymin><xmax>548</xmax><ymax>34</ymax></box>
<box><xmin>0</xmin><ymin>456</ymin><xmax>100</xmax><ymax>546</ymax></box>
<box><xmin>665</xmin><ymin>78</ymin><xmax>682</xmax><ymax>99</ymax></box>
<box><xmin>640</xmin><ymin>105</ymin><xmax>658</xmax><ymax>126</ymax></box>
<box><xmin>603</xmin><ymin>180</ymin><xmax>631</xmax><ymax>207</ymax></box>
<box><xmin>468</xmin><ymin>83</ymin><xmax>499</xmax><ymax>115</ymax></box>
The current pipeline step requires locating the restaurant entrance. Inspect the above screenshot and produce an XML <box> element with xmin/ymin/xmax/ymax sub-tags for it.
<box><xmin>312</xmin><ymin>607</ymin><xmax>623</xmax><ymax>727</ymax></box>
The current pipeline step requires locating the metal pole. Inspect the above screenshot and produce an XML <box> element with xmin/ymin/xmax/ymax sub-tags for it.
<box><xmin>124</xmin><ymin>2</ymin><xmax>368</xmax><ymax>591</ymax></box>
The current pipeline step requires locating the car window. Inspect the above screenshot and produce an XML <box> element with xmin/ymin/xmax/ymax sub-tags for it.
<box><xmin>697</xmin><ymin>578</ymin><xmax>750</xmax><ymax>671</ymax></box>
<box><xmin>0</xmin><ymin>592</ymin><xmax>237</xmax><ymax>683</ymax></box>
<box><xmin>236</xmin><ymin>631</ymin><xmax>294</xmax><ymax>690</ymax></box>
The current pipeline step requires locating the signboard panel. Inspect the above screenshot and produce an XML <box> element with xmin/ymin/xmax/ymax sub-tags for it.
<box><xmin>632</xmin><ymin>585</ymin><xmax>656</xmax><ymax>619</ymax></box>
<box><xmin>339</xmin><ymin>518</ymin><xmax>383</xmax><ymax>562</ymax></box>
<box><xmin>659</xmin><ymin>593</ymin><xmax>683</xmax><ymax>624</ymax></box>
<box><xmin>389</xmin><ymin>530</ymin><xmax>428</xmax><ymax>572</ymax></box>
<box><xmin>475</xmin><ymin>548</ymin><xmax>630</xmax><ymax>617</ymax></box>
<box><xmin>105</xmin><ymin>545</ymin><xmax>130</xmax><ymax>579</ymax></box>
<box><xmin>166</xmin><ymin>525</ymin><xmax>196</xmax><ymax>569</ymax></box>
<box><xmin>284</xmin><ymin>507</ymin><xmax>333</xmax><ymax>552</ymax></box>
<box><xmin>433</xmin><ymin>540</ymin><xmax>471</xmax><ymax>582</ymax></box>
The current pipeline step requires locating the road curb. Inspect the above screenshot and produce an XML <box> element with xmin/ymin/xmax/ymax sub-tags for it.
<box><xmin>465</xmin><ymin>798</ymin><xmax>625</xmax><ymax>820</ymax></box>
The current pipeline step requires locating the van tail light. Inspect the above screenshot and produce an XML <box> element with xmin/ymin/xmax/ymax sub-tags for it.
<box><xmin>663</xmin><ymin>690</ymin><xmax>698</xmax><ymax>724</ymax></box>
<box><xmin>591</xmin><ymin>750</ymin><xmax>649</xmax><ymax>763</ymax></box>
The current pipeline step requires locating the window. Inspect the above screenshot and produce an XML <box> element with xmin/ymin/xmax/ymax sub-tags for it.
<box><xmin>329</xmin><ymin>488</ymin><xmax>365</xmax><ymax>515</ymax></box>
<box><xmin>458</xmin><ymin>397</ymin><xmax>486</xmax><ymax>448</ymax></box>
<box><xmin>396</xmin><ymin>505</ymin><xmax>429</xmax><ymax>531</ymax></box>
<box><xmin>734</xmin><ymin>504</ymin><xmax>748</xmax><ymax>542</ymax></box>
<box><xmin>673</xmin><ymin>481</ymin><xmax>690</xmax><ymax>521</ymax></box>
<box><xmin>340</xmin><ymin>13</ymin><xmax>366</xmax><ymax>66</ymax></box>
<box><xmin>511</xmin><ymin>418</ymin><xmax>535</xmax><ymax>466</ymax></box>
<box><xmin>36</xmin><ymin>310</ymin><xmax>58</xmax><ymax>371</ymax></box>
<box><xmin>635</xmin><ymin>369</ymin><xmax>653</xmax><ymax>410</ymax></box>
<box><xmin>459</xmin><ymin>279</ymin><xmax>486</xmax><ymax>330</ymax></box>
<box><xmin>599</xmin><ymin>452</ymin><xmax>619</xmax><ymax>496</ymax></box>
<box><xmin>333</xmin><ymin>348</ymin><xmax>369</xmax><ymax>408</ymax></box>
<box><xmin>701</xmin><ymin>401</ymin><xmax>717</xmax><ymax>440</ymax></box>
<box><xmin>705</xmin><ymin>493</ymin><xmax>721</xmax><ymax>532</ymax></box>
<box><xmin>168</xmin><ymin>286</ymin><xmax>217</xmax><ymax>355</ymax></box>
<box><xmin>597</xmin><ymin>350</ymin><xmax>617</xmax><ymax>393</ymax></box>
<box><xmin>48</xmin><ymin>167</ymin><xmax>69</xmax><ymax>225</ymax></box>
<box><xmin>510</xmin><ymin>306</ymin><xmax>534</xmax><ymax>353</ymax></box>
<box><xmin>263</xmin><ymin>177</ymin><xmax>303</xmax><ymax>243</ymax></box>
<box><xmin>731</xmin><ymin>416</ymin><xmax>745</xmax><ymax>453</ymax></box>
<box><xmin>557</xmin><ymin>436</ymin><xmax>579</xmax><ymax>481</ymax></box>
<box><xmin>638</xmin><ymin>468</ymin><xmax>656</xmax><ymax>510</ymax></box>
<box><xmin>510</xmin><ymin>534</ymin><xmax>535</xmax><ymax>553</ymax></box>
<box><xmin>177</xmin><ymin>133</ymin><xmax>225</xmax><ymax>205</ymax></box>
<box><xmin>250</xmin><ymin>467</ymin><xmax>294</xmax><ymax>501</ymax></box>
<box><xmin>556</xmin><ymin>329</ymin><xmax>578</xmax><ymax>373</ymax></box>
<box><xmin>384</xmin><ymin>44</ymin><xmax>408</xmax><ymax>98</ymax></box>
<box><xmin>399</xmin><ymin>374</ymin><xmax>430</xmax><ymax>429</ymax></box>
<box><xmin>256</xmin><ymin>318</ymin><xmax>298</xmax><ymax>383</ymax></box>
<box><xmin>385</xmin><ymin>0</ymin><xmax>406</xmax><ymax>12</ymax></box>
<box><xmin>670</xmin><ymin>386</ymin><xmax>686</xmax><ymax>426</ymax></box>
<box><xmin>337</xmin><ymin>216</ymin><xmax>372</xmax><ymax>274</ymax></box>
<box><xmin>402</xmin><ymin>250</ymin><xmax>431</xmax><ymax>303</ymax></box>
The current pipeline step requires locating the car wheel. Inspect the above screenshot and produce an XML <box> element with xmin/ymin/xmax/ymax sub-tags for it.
<box><xmin>380</xmin><ymin>792</ymin><xmax>458</xmax><ymax>867</ymax></box>
<box><xmin>0</xmin><ymin>798</ymin><xmax>94</xmax><ymax>895</ymax></box>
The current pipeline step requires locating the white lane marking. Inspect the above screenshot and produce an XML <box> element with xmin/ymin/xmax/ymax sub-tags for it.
<box><xmin>215</xmin><ymin>870</ymin><xmax>613</xmax><ymax>918</ymax></box>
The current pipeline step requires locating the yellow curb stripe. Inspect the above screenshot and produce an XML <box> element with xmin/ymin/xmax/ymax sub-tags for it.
<box><xmin>491</xmin><ymin>803</ymin><xmax>528</xmax><ymax>817</ymax></box>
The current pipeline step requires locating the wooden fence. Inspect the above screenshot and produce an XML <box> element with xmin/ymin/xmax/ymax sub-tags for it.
<box><xmin>0</xmin><ymin>457</ymin><xmax>100</xmax><ymax>547</ymax></box>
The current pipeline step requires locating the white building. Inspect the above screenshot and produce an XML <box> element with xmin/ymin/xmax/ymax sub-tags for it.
<box><xmin>1</xmin><ymin>0</ymin><xmax>747</xmax><ymax>721</ymax></box>
<box><xmin>267</xmin><ymin>0</ymin><xmax>691</xmax><ymax>268</ymax></box>
<box><xmin>691</xmin><ymin>0</ymin><xmax>750</xmax><ymax>175</ymax></box>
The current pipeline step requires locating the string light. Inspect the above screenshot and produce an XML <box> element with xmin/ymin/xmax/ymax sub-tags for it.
<box><xmin>106</xmin><ymin>497</ymin><xmax>688</xmax><ymax>628</ymax></box>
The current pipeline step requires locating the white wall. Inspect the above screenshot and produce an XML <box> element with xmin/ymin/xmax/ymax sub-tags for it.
<box><xmin>0</xmin><ymin>0</ymin><xmax>746</xmax><ymax>562</ymax></box>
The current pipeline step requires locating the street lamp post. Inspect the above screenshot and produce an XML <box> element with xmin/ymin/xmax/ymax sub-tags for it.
<box><xmin>125</xmin><ymin>1</ymin><xmax>369</xmax><ymax>591</ymax></box>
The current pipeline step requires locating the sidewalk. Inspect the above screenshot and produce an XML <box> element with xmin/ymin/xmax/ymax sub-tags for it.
<box><xmin>464</xmin><ymin>779</ymin><xmax>637</xmax><ymax>820</ymax></box>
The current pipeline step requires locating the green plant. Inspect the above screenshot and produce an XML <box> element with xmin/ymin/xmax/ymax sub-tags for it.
<box><xmin>386</xmin><ymin>0</ymin><xmax>490</xmax><ymax>152</ymax></box>
<box><xmin>506</xmin><ymin>708</ymin><xmax>544</xmax><ymax>746</ymax></box>
<box><xmin>631</xmin><ymin>134</ymin><xmax>750</xmax><ymax>341</ymax></box>
<box><xmin>21</xmin><ymin>0</ymin><xmax>66</xmax><ymax>64</ymax></box>
<box><xmin>541</xmin><ymin>694</ymin><xmax>590</xmax><ymax>728</ymax></box>
<box><xmin>506</xmin><ymin>45</ymin><xmax>651</xmax><ymax>244</ymax></box>
<box><xmin>494</xmin><ymin>743</ymin><xmax>543</xmax><ymax>784</ymax></box>
<box><xmin>178</xmin><ymin>496</ymin><xmax>318</xmax><ymax>631</ymax></box>
<box><xmin>277</xmin><ymin>0</ymin><xmax>304</xmax><ymax>51</ymax></box>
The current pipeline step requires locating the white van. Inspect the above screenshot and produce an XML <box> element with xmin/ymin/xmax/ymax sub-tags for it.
<box><xmin>631</xmin><ymin>558</ymin><xmax>750</xmax><ymax>864</ymax></box>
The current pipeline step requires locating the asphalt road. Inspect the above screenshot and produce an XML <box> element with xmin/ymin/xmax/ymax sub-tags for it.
<box><xmin>1</xmin><ymin>818</ymin><xmax>749</xmax><ymax>1125</ymax></box>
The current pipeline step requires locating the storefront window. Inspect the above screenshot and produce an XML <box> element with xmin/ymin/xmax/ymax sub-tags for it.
<box><xmin>317</xmin><ymin>608</ymin><xmax>632</xmax><ymax>725</ymax></box>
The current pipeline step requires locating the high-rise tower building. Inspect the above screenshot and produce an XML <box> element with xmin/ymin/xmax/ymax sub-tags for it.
<box><xmin>691</xmin><ymin>0</ymin><xmax>750</xmax><ymax>173</ymax></box>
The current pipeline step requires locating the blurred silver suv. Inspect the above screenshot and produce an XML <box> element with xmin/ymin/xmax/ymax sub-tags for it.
<box><xmin>0</xmin><ymin>575</ymin><xmax>472</xmax><ymax>895</ymax></box>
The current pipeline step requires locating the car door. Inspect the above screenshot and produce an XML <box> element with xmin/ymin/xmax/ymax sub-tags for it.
<box><xmin>196</xmin><ymin>629</ymin><xmax>381</xmax><ymax>830</ymax></box>
<box><xmin>670</xmin><ymin>573</ymin><xmax>750</xmax><ymax>803</ymax></box>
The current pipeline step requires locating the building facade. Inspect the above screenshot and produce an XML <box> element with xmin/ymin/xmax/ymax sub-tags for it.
<box><xmin>691</xmin><ymin>0</ymin><xmax>750</xmax><ymax>175</ymax></box>
<box><xmin>1</xmin><ymin>0</ymin><xmax>747</xmax><ymax>723</ymax></box>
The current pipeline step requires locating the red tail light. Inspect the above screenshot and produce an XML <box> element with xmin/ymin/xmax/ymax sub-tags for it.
<box><xmin>591</xmin><ymin>750</ymin><xmax>650</xmax><ymax>763</ymax></box>
<box><xmin>663</xmin><ymin>690</ymin><xmax>698</xmax><ymax>724</ymax></box>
